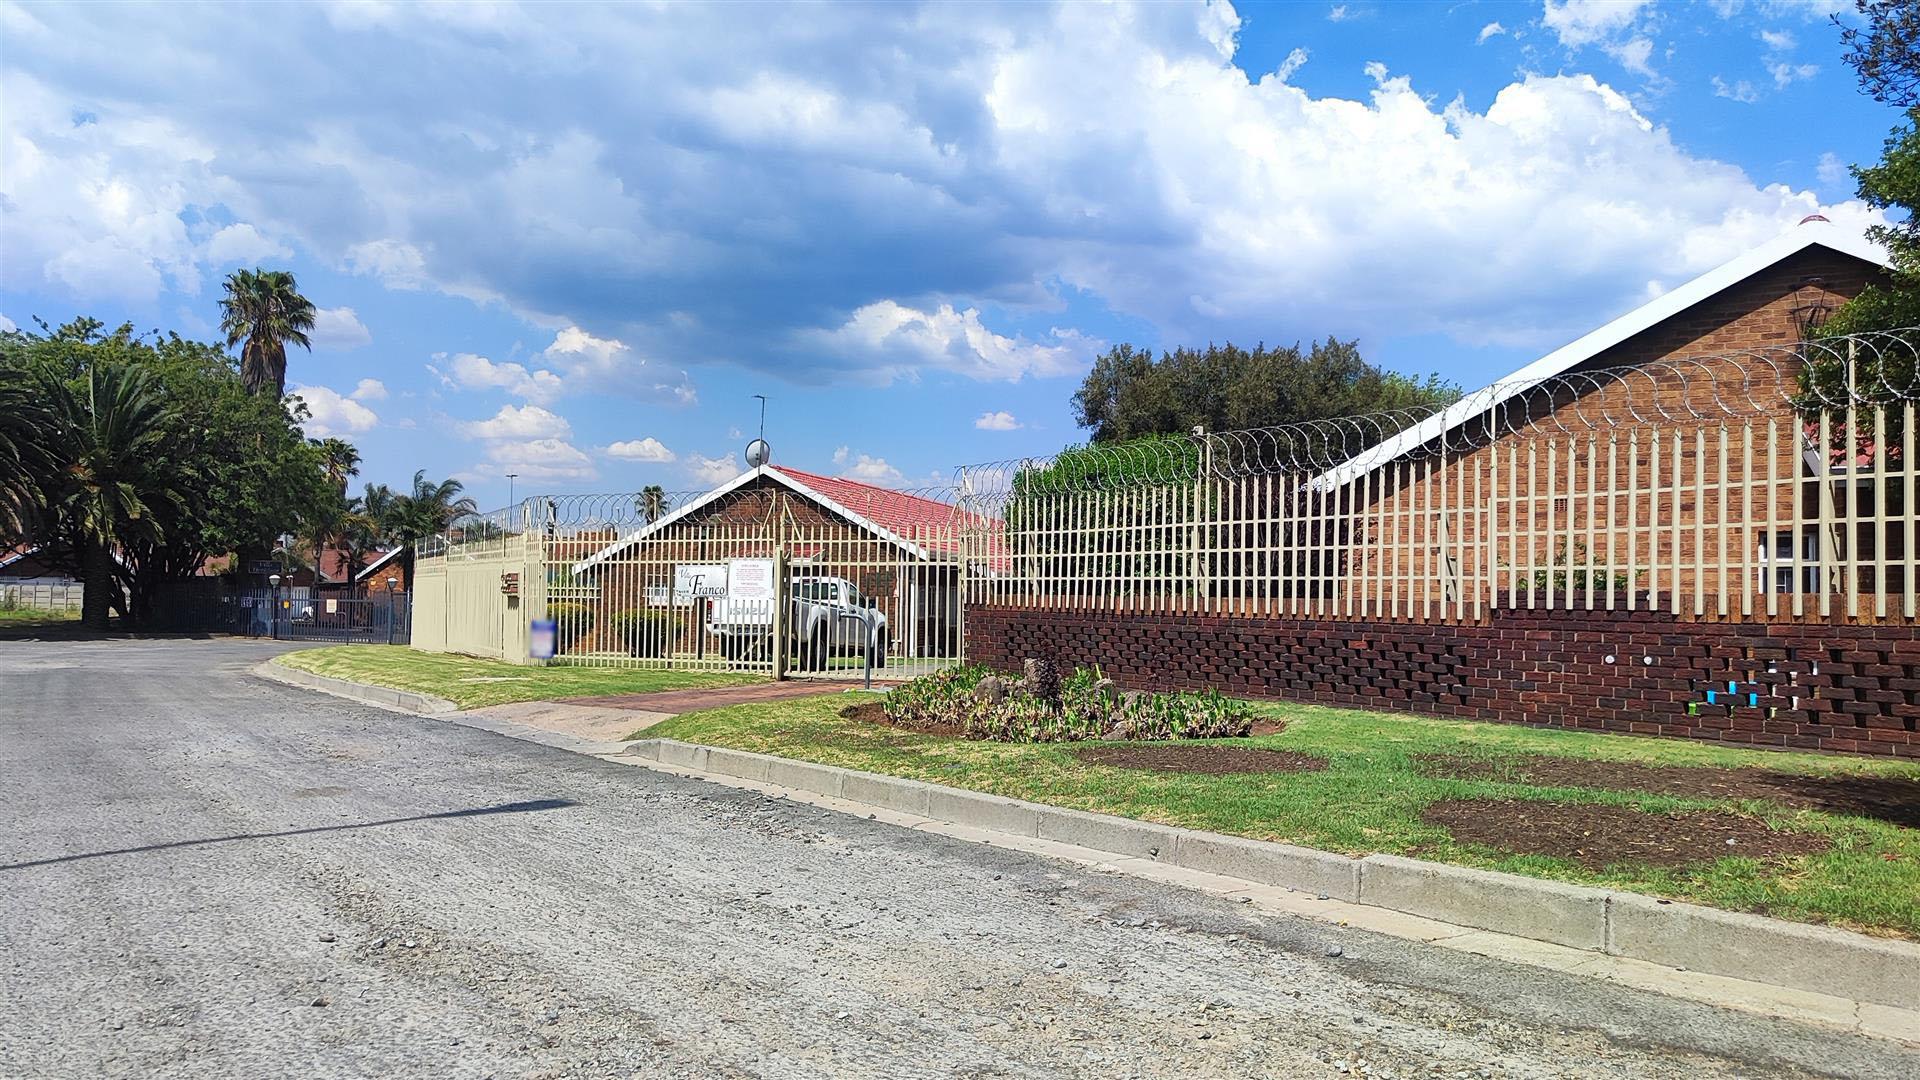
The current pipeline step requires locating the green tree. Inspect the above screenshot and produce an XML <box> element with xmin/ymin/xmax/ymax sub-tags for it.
<box><xmin>638</xmin><ymin>484</ymin><xmax>669</xmax><ymax>523</ymax></box>
<box><xmin>312</xmin><ymin>437</ymin><xmax>362</xmax><ymax>496</ymax></box>
<box><xmin>0</xmin><ymin>348</ymin><xmax>51</xmax><ymax>546</ymax></box>
<box><xmin>357</xmin><ymin>481</ymin><xmax>399</xmax><ymax>537</ymax></box>
<box><xmin>218</xmin><ymin>268</ymin><xmax>316</xmax><ymax>398</ymax></box>
<box><xmin>389</xmin><ymin>470</ymin><xmax>478</xmax><ymax>581</ymax></box>
<box><xmin>1823</xmin><ymin>2</ymin><xmax>1920</xmax><ymax>337</ymax></box>
<box><xmin>3</xmin><ymin>318</ymin><xmax>334</xmax><ymax>626</ymax></box>
<box><xmin>1071</xmin><ymin>339</ymin><xmax>1457</xmax><ymax>446</ymax></box>
<box><xmin>36</xmin><ymin>362</ymin><xmax>178</xmax><ymax>629</ymax></box>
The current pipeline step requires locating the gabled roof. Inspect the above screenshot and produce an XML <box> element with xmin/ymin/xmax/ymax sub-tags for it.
<box><xmin>1316</xmin><ymin>219</ymin><xmax>1890</xmax><ymax>491</ymax></box>
<box><xmin>570</xmin><ymin>465</ymin><xmax>994</xmax><ymax>576</ymax></box>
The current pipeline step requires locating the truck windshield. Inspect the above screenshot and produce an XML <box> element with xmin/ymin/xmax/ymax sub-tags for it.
<box><xmin>797</xmin><ymin>581</ymin><xmax>839</xmax><ymax>601</ymax></box>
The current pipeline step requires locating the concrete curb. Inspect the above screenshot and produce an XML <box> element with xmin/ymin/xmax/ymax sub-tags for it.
<box><xmin>255</xmin><ymin>659</ymin><xmax>458</xmax><ymax>715</ymax></box>
<box><xmin>625</xmin><ymin>737</ymin><xmax>1920</xmax><ymax>1012</ymax></box>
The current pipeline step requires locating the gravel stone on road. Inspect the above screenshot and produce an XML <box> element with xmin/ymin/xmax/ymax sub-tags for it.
<box><xmin>2</xmin><ymin>638</ymin><xmax>1915</xmax><ymax>1079</ymax></box>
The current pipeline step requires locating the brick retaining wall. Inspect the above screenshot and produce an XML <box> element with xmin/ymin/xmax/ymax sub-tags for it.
<box><xmin>964</xmin><ymin>605</ymin><xmax>1920</xmax><ymax>757</ymax></box>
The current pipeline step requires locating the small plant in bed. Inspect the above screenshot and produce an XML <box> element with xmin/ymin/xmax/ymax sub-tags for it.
<box><xmin>881</xmin><ymin>659</ymin><xmax>1253</xmax><ymax>743</ymax></box>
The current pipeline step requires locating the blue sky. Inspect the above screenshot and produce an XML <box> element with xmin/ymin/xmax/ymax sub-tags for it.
<box><xmin>0</xmin><ymin>0</ymin><xmax>1900</xmax><ymax>509</ymax></box>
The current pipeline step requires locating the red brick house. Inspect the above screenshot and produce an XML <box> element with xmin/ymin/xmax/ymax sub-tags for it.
<box><xmin>565</xmin><ymin>465</ymin><xmax>991</xmax><ymax>660</ymax></box>
<box><xmin>1324</xmin><ymin>218</ymin><xmax>1893</xmax><ymax>611</ymax></box>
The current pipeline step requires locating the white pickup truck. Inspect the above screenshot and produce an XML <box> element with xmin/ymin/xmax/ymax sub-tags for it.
<box><xmin>706</xmin><ymin>574</ymin><xmax>889</xmax><ymax>670</ymax></box>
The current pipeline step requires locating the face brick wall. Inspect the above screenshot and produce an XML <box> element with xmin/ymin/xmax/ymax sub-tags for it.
<box><xmin>1346</xmin><ymin>248</ymin><xmax>1886</xmax><ymax>610</ymax></box>
<box><xmin>965</xmin><ymin>605</ymin><xmax>1920</xmax><ymax>757</ymax></box>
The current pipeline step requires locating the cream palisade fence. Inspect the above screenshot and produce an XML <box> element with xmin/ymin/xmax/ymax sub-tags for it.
<box><xmin>415</xmin><ymin>483</ymin><xmax>975</xmax><ymax>678</ymax></box>
<box><xmin>956</xmin><ymin>331</ymin><xmax>1920</xmax><ymax>625</ymax></box>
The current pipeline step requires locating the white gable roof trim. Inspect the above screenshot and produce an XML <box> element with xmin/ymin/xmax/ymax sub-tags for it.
<box><xmin>353</xmin><ymin>546</ymin><xmax>406</xmax><ymax>582</ymax></box>
<box><xmin>1315</xmin><ymin>221</ymin><xmax>1890</xmax><ymax>491</ymax></box>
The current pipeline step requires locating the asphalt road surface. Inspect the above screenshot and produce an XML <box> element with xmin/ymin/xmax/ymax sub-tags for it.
<box><xmin>3</xmin><ymin>637</ymin><xmax>1915</xmax><ymax>1080</ymax></box>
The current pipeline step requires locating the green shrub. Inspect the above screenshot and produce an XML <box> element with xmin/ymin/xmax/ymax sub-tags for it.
<box><xmin>882</xmin><ymin>664</ymin><xmax>988</xmax><ymax>729</ymax></box>
<box><xmin>882</xmin><ymin>662</ymin><xmax>1252</xmax><ymax>743</ymax></box>
<box><xmin>545</xmin><ymin>601</ymin><xmax>595</xmax><ymax>654</ymax></box>
<box><xmin>609</xmin><ymin>608</ymin><xmax>683</xmax><ymax>658</ymax></box>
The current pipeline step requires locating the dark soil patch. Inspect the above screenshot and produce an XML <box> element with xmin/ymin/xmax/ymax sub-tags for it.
<box><xmin>1074</xmin><ymin>744</ymin><xmax>1328</xmax><ymax>776</ymax></box>
<box><xmin>1422</xmin><ymin>798</ymin><xmax>1832</xmax><ymax>869</ymax></box>
<box><xmin>1419</xmin><ymin>754</ymin><xmax>1920</xmax><ymax>829</ymax></box>
<box><xmin>840</xmin><ymin>701</ymin><xmax>963</xmax><ymax>738</ymax></box>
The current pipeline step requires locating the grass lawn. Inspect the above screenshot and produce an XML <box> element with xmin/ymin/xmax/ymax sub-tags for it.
<box><xmin>0</xmin><ymin>607</ymin><xmax>80</xmax><ymax>626</ymax></box>
<box><xmin>274</xmin><ymin>645</ymin><xmax>762</xmax><ymax>710</ymax></box>
<box><xmin>650</xmin><ymin>695</ymin><xmax>1920</xmax><ymax>939</ymax></box>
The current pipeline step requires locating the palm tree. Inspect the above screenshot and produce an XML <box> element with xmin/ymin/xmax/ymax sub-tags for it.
<box><xmin>311</xmin><ymin>437</ymin><xmax>361</xmax><ymax>497</ymax></box>
<box><xmin>0</xmin><ymin>362</ymin><xmax>50</xmax><ymax>546</ymax></box>
<box><xmin>39</xmin><ymin>364</ymin><xmax>177</xmax><ymax>629</ymax></box>
<box><xmin>303</xmin><ymin>439</ymin><xmax>364</xmax><ymax>581</ymax></box>
<box><xmin>357</xmin><ymin>481</ymin><xmax>399</xmax><ymax>538</ymax></box>
<box><xmin>331</xmin><ymin>508</ymin><xmax>383</xmax><ymax>590</ymax></box>
<box><xmin>390</xmin><ymin>471</ymin><xmax>477</xmax><ymax>581</ymax></box>
<box><xmin>638</xmin><ymin>485</ymin><xmax>669</xmax><ymax>524</ymax></box>
<box><xmin>219</xmin><ymin>268</ymin><xmax>315</xmax><ymax>398</ymax></box>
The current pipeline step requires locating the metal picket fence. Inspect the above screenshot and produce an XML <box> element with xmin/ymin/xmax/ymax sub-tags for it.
<box><xmin>412</xmin><ymin>330</ymin><xmax>1920</xmax><ymax>675</ymax></box>
<box><xmin>954</xmin><ymin>329</ymin><xmax>1920</xmax><ymax>624</ymax></box>
<box><xmin>414</xmin><ymin>481</ymin><xmax>981</xmax><ymax>679</ymax></box>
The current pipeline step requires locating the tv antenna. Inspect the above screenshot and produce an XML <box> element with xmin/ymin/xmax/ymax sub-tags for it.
<box><xmin>744</xmin><ymin>394</ymin><xmax>772</xmax><ymax>469</ymax></box>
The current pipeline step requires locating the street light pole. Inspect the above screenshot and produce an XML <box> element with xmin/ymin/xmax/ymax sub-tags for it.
<box><xmin>506</xmin><ymin>472</ymin><xmax>518</xmax><ymax>513</ymax></box>
<box><xmin>385</xmin><ymin>576</ymin><xmax>399</xmax><ymax>646</ymax></box>
<box><xmin>268</xmin><ymin>573</ymin><xmax>282</xmax><ymax>640</ymax></box>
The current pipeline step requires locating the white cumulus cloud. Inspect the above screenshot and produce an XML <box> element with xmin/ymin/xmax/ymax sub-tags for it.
<box><xmin>1478</xmin><ymin>21</ymin><xmax>1507</xmax><ymax>44</ymax></box>
<box><xmin>481</xmin><ymin>437</ymin><xmax>597</xmax><ymax>482</ymax></box>
<box><xmin>686</xmin><ymin>452</ymin><xmax>744</xmax><ymax>487</ymax></box>
<box><xmin>1274</xmin><ymin>47</ymin><xmax>1309</xmax><ymax>82</ymax></box>
<box><xmin>0</xmin><ymin>0</ymin><xmax>1882</xmax><ymax>371</ymax></box>
<box><xmin>1817</xmin><ymin>151</ymin><xmax>1849</xmax><ymax>187</ymax></box>
<box><xmin>1542</xmin><ymin>0</ymin><xmax>1653</xmax><ymax>49</ymax></box>
<box><xmin>807</xmin><ymin>301</ymin><xmax>1096</xmax><ymax>382</ymax></box>
<box><xmin>206</xmin><ymin>222</ymin><xmax>290</xmax><ymax>266</ymax></box>
<box><xmin>537</xmin><ymin>326</ymin><xmax>697</xmax><ymax>404</ymax></box>
<box><xmin>606</xmin><ymin>437</ymin><xmax>676</xmax><ymax>462</ymax></box>
<box><xmin>463</xmin><ymin>403</ymin><xmax>573</xmax><ymax>441</ymax></box>
<box><xmin>433</xmin><ymin>352</ymin><xmax>565</xmax><ymax>404</ymax></box>
<box><xmin>289</xmin><ymin>384</ymin><xmax>377</xmax><ymax>438</ymax></box>
<box><xmin>974</xmin><ymin>410</ymin><xmax>1022</xmax><ymax>431</ymax></box>
<box><xmin>831</xmin><ymin>445</ymin><xmax>907</xmax><ymax>486</ymax></box>
<box><xmin>349</xmin><ymin>377</ymin><xmax>386</xmax><ymax>401</ymax></box>
<box><xmin>311</xmin><ymin>306</ymin><xmax>372</xmax><ymax>350</ymax></box>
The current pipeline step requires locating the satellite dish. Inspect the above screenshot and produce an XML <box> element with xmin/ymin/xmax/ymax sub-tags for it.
<box><xmin>744</xmin><ymin>439</ymin><xmax>772</xmax><ymax>468</ymax></box>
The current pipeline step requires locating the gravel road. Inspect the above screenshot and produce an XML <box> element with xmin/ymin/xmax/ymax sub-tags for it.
<box><xmin>2</xmin><ymin>637</ymin><xmax>1914</xmax><ymax>1080</ymax></box>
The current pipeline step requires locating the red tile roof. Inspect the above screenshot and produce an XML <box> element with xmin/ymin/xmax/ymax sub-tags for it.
<box><xmin>770</xmin><ymin>466</ymin><xmax>1004</xmax><ymax>564</ymax></box>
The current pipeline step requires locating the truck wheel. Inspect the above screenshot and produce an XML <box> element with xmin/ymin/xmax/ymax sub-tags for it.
<box><xmin>806</xmin><ymin>627</ymin><xmax>828</xmax><ymax>671</ymax></box>
<box><xmin>867</xmin><ymin>631</ymin><xmax>889</xmax><ymax>669</ymax></box>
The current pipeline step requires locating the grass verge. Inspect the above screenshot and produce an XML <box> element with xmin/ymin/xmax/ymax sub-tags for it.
<box><xmin>0</xmin><ymin>607</ymin><xmax>81</xmax><ymax>626</ymax></box>
<box><xmin>649</xmin><ymin>695</ymin><xmax>1920</xmax><ymax>939</ymax></box>
<box><xmin>273</xmin><ymin>644</ymin><xmax>762</xmax><ymax>710</ymax></box>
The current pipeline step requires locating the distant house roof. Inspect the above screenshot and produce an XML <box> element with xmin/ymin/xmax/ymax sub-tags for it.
<box><xmin>1315</xmin><ymin>219</ymin><xmax>1891</xmax><ymax>491</ymax></box>
<box><xmin>571</xmin><ymin>465</ymin><xmax>996</xmax><ymax>576</ymax></box>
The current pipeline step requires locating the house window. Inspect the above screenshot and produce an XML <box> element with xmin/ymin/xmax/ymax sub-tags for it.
<box><xmin>1757</xmin><ymin>529</ymin><xmax>1821</xmax><ymax>593</ymax></box>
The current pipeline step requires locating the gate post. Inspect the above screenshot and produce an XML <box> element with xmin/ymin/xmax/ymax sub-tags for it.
<box><xmin>771</xmin><ymin>545</ymin><xmax>790</xmax><ymax>681</ymax></box>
